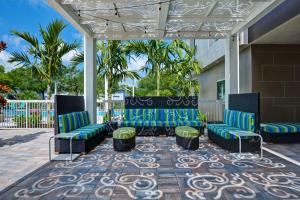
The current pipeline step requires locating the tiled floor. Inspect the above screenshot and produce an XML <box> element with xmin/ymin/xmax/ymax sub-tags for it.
<box><xmin>0</xmin><ymin>136</ymin><xmax>299</xmax><ymax>200</ymax></box>
<box><xmin>265</xmin><ymin>143</ymin><xmax>300</xmax><ymax>162</ymax></box>
<box><xmin>0</xmin><ymin>129</ymin><xmax>53</xmax><ymax>191</ymax></box>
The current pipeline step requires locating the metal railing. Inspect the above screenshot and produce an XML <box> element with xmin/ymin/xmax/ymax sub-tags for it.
<box><xmin>96</xmin><ymin>100</ymin><xmax>125</xmax><ymax>124</ymax></box>
<box><xmin>0</xmin><ymin>100</ymin><xmax>54</xmax><ymax>129</ymax></box>
<box><xmin>0</xmin><ymin>99</ymin><xmax>224</xmax><ymax>129</ymax></box>
<box><xmin>198</xmin><ymin>100</ymin><xmax>225</xmax><ymax>122</ymax></box>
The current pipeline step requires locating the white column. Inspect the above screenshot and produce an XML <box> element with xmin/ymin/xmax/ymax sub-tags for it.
<box><xmin>84</xmin><ymin>36</ymin><xmax>97</xmax><ymax>123</ymax></box>
<box><xmin>104</xmin><ymin>75</ymin><xmax>108</xmax><ymax>112</ymax></box>
<box><xmin>225</xmin><ymin>35</ymin><xmax>239</xmax><ymax>108</ymax></box>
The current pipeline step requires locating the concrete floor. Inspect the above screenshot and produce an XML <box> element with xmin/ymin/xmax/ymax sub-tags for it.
<box><xmin>265</xmin><ymin>143</ymin><xmax>300</xmax><ymax>163</ymax></box>
<box><xmin>0</xmin><ymin>137</ymin><xmax>300</xmax><ymax>200</ymax></box>
<box><xmin>0</xmin><ymin>129</ymin><xmax>53</xmax><ymax>192</ymax></box>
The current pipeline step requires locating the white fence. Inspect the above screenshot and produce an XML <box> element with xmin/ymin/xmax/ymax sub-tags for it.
<box><xmin>198</xmin><ymin>100</ymin><xmax>225</xmax><ymax>122</ymax></box>
<box><xmin>0</xmin><ymin>99</ymin><xmax>224</xmax><ymax>129</ymax></box>
<box><xmin>0</xmin><ymin>100</ymin><xmax>54</xmax><ymax>129</ymax></box>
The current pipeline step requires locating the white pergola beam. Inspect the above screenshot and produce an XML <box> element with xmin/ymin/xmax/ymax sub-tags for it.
<box><xmin>47</xmin><ymin>0</ymin><xmax>92</xmax><ymax>37</ymax></box>
<box><xmin>80</xmin><ymin>16</ymin><xmax>245</xmax><ymax>24</ymax></box>
<box><xmin>157</xmin><ymin>0</ymin><xmax>170</xmax><ymax>38</ymax></box>
<box><xmin>84</xmin><ymin>36</ymin><xmax>97</xmax><ymax>123</ymax></box>
<box><xmin>231</xmin><ymin>0</ymin><xmax>284</xmax><ymax>34</ymax></box>
<box><xmin>225</xmin><ymin>35</ymin><xmax>239</xmax><ymax>109</ymax></box>
<box><xmin>93</xmin><ymin>31</ymin><xmax>229</xmax><ymax>40</ymax></box>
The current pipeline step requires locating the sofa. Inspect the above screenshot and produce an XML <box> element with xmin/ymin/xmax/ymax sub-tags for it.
<box><xmin>120</xmin><ymin>96</ymin><xmax>203</xmax><ymax>136</ymax></box>
<box><xmin>260</xmin><ymin>123</ymin><xmax>300</xmax><ymax>143</ymax></box>
<box><xmin>54</xmin><ymin>95</ymin><xmax>107</xmax><ymax>154</ymax></box>
<box><xmin>208</xmin><ymin>109</ymin><xmax>260</xmax><ymax>152</ymax></box>
<box><xmin>121</xmin><ymin>108</ymin><xmax>202</xmax><ymax>136</ymax></box>
<box><xmin>57</xmin><ymin>111</ymin><xmax>106</xmax><ymax>153</ymax></box>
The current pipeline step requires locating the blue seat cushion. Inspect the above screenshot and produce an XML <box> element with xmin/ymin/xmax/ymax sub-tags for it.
<box><xmin>208</xmin><ymin>124</ymin><xmax>252</xmax><ymax>140</ymax></box>
<box><xmin>261</xmin><ymin>123</ymin><xmax>300</xmax><ymax>133</ymax></box>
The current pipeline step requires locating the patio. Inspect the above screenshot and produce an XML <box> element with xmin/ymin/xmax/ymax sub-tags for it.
<box><xmin>0</xmin><ymin>136</ymin><xmax>299</xmax><ymax>200</ymax></box>
<box><xmin>1</xmin><ymin>1</ymin><xmax>299</xmax><ymax>199</ymax></box>
<box><xmin>0</xmin><ymin>129</ymin><xmax>53</xmax><ymax>192</ymax></box>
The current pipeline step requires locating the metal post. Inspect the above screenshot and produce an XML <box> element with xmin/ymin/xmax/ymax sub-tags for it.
<box><xmin>25</xmin><ymin>102</ymin><xmax>28</xmax><ymax>129</ymax></box>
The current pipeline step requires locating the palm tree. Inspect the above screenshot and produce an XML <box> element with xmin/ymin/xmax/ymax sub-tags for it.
<box><xmin>126</xmin><ymin>39</ymin><xmax>199</xmax><ymax>96</ymax></box>
<box><xmin>71</xmin><ymin>40</ymin><xmax>140</xmax><ymax>120</ymax></box>
<box><xmin>8</xmin><ymin>20</ymin><xmax>79</xmax><ymax>100</ymax></box>
<box><xmin>170</xmin><ymin>41</ymin><xmax>202</xmax><ymax>95</ymax></box>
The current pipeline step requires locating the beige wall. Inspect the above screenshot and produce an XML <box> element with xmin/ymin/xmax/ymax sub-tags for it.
<box><xmin>239</xmin><ymin>47</ymin><xmax>252</xmax><ymax>93</ymax></box>
<box><xmin>198</xmin><ymin>47</ymin><xmax>252</xmax><ymax>100</ymax></box>
<box><xmin>198</xmin><ymin>61</ymin><xmax>225</xmax><ymax>100</ymax></box>
<box><xmin>251</xmin><ymin>44</ymin><xmax>300</xmax><ymax>122</ymax></box>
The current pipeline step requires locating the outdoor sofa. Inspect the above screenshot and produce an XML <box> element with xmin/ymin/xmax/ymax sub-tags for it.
<box><xmin>54</xmin><ymin>95</ymin><xmax>107</xmax><ymax>154</ymax></box>
<box><xmin>208</xmin><ymin>93</ymin><xmax>261</xmax><ymax>152</ymax></box>
<box><xmin>260</xmin><ymin>123</ymin><xmax>300</xmax><ymax>143</ymax></box>
<box><xmin>120</xmin><ymin>96</ymin><xmax>203</xmax><ymax>136</ymax></box>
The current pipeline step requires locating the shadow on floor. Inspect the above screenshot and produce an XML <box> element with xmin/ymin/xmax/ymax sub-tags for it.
<box><xmin>0</xmin><ymin>131</ymin><xmax>46</xmax><ymax>147</ymax></box>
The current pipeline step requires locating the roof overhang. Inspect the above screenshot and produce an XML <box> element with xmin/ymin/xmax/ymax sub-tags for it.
<box><xmin>48</xmin><ymin>0</ymin><xmax>283</xmax><ymax>40</ymax></box>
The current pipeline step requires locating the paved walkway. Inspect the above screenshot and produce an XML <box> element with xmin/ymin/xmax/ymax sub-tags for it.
<box><xmin>0</xmin><ymin>129</ymin><xmax>53</xmax><ymax>191</ymax></box>
<box><xmin>1</xmin><ymin>137</ymin><xmax>299</xmax><ymax>200</ymax></box>
<box><xmin>265</xmin><ymin>143</ymin><xmax>300</xmax><ymax>163</ymax></box>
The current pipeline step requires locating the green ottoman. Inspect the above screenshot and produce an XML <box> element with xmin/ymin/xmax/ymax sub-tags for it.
<box><xmin>175</xmin><ymin>126</ymin><xmax>199</xmax><ymax>150</ymax></box>
<box><xmin>113</xmin><ymin>127</ymin><xmax>136</xmax><ymax>151</ymax></box>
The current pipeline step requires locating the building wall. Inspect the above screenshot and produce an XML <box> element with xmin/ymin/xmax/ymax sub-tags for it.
<box><xmin>251</xmin><ymin>44</ymin><xmax>300</xmax><ymax>122</ymax></box>
<box><xmin>198</xmin><ymin>62</ymin><xmax>225</xmax><ymax>100</ymax></box>
<box><xmin>196</xmin><ymin>45</ymin><xmax>252</xmax><ymax>100</ymax></box>
<box><xmin>239</xmin><ymin>46</ymin><xmax>252</xmax><ymax>93</ymax></box>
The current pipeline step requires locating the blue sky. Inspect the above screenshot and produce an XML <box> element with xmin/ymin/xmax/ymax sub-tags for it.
<box><xmin>0</xmin><ymin>0</ymin><xmax>144</xmax><ymax>84</ymax></box>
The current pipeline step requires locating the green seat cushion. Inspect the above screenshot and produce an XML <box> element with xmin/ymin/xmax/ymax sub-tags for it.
<box><xmin>121</xmin><ymin>120</ymin><xmax>164</xmax><ymax>127</ymax></box>
<box><xmin>175</xmin><ymin>126</ymin><xmax>199</xmax><ymax>138</ymax></box>
<box><xmin>236</xmin><ymin>111</ymin><xmax>255</xmax><ymax>132</ymax></box>
<box><xmin>223</xmin><ymin>109</ymin><xmax>236</xmax><ymax>127</ymax></box>
<box><xmin>208</xmin><ymin>124</ymin><xmax>253</xmax><ymax>140</ymax></box>
<box><xmin>58</xmin><ymin>113</ymin><xmax>76</xmax><ymax>133</ymax></box>
<box><xmin>85</xmin><ymin>124</ymin><xmax>106</xmax><ymax>132</ymax></box>
<box><xmin>68</xmin><ymin>129</ymin><xmax>96</xmax><ymax>140</ymax></box>
<box><xmin>261</xmin><ymin>123</ymin><xmax>300</xmax><ymax>133</ymax></box>
<box><xmin>113</xmin><ymin>127</ymin><xmax>136</xmax><ymax>139</ymax></box>
<box><xmin>75</xmin><ymin>111</ymin><xmax>90</xmax><ymax>127</ymax></box>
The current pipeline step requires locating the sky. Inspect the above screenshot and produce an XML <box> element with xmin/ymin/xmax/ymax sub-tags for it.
<box><xmin>0</xmin><ymin>0</ymin><xmax>145</xmax><ymax>85</ymax></box>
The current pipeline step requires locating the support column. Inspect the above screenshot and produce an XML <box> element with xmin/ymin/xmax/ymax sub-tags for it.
<box><xmin>225</xmin><ymin>35</ymin><xmax>239</xmax><ymax>108</ymax></box>
<box><xmin>84</xmin><ymin>36</ymin><xmax>97</xmax><ymax>123</ymax></box>
<box><xmin>104</xmin><ymin>75</ymin><xmax>108</xmax><ymax>112</ymax></box>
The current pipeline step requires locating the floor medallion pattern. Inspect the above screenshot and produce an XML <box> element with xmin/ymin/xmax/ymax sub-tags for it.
<box><xmin>0</xmin><ymin>137</ymin><xmax>299</xmax><ymax>200</ymax></box>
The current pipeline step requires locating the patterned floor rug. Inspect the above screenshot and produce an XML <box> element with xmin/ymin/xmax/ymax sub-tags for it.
<box><xmin>0</xmin><ymin>137</ymin><xmax>299</xmax><ymax>200</ymax></box>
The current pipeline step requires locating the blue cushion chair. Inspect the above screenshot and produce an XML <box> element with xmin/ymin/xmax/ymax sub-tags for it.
<box><xmin>57</xmin><ymin>111</ymin><xmax>106</xmax><ymax>153</ymax></box>
<box><xmin>207</xmin><ymin>109</ymin><xmax>260</xmax><ymax>152</ymax></box>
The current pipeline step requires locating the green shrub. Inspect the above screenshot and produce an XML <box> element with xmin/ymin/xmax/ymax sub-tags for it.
<box><xmin>13</xmin><ymin>113</ymin><xmax>42</xmax><ymax>127</ymax></box>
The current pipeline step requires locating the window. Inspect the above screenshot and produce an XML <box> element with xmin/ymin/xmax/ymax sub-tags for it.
<box><xmin>217</xmin><ymin>80</ymin><xmax>225</xmax><ymax>100</ymax></box>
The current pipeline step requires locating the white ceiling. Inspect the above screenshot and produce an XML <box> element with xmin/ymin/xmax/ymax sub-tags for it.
<box><xmin>49</xmin><ymin>0</ymin><xmax>281</xmax><ymax>40</ymax></box>
<box><xmin>253</xmin><ymin>14</ymin><xmax>300</xmax><ymax>44</ymax></box>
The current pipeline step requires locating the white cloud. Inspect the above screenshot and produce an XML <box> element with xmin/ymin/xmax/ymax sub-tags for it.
<box><xmin>0</xmin><ymin>51</ymin><xmax>16</xmax><ymax>72</ymax></box>
<box><xmin>62</xmin><ymin>50</ymin><xmax>78</xmax><ymax>63</ymax></box>
<box><xmin>128</xmin><ymin>55</ymin><xmax>147</xmax><ymax>71</ymax></box>
<box><xmin>1</xmin><ymin>35</ymin><xmax>23</xmax><ymax>49</ymax></box>
<box><xmin>72</xmin><ymin>32</ymin><xmax>83</xmax><ymax>41</ymax></box>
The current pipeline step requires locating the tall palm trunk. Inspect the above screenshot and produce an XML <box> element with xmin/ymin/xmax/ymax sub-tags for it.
<box><xmin>107</xmin><ymin>76</ymin><xmax>113</xmax><ymax>122</ymax></box>
<box><xmin>156</xmin><ymin>64</ymin><xmax>160</xmax><ymax>96</ymax></box>
<box><xmin>46</xmin><ymin>82</ymin><xmax>52</xmax><ymax>126</ymax></box>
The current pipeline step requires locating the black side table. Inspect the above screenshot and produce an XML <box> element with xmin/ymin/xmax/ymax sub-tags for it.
<box><xmin>104</xmin><ymin>121</ymin><xmax>118</xmax><ymax>137</ymax></box>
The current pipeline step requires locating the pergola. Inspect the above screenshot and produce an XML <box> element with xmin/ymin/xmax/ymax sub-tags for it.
<box><xmin>48</xmin><ymin>0</ymin><xmax>282</xmax><ymax>123</ymax></box>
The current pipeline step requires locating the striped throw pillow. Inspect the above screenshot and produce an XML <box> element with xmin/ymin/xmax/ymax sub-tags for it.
<box><xmin>236</xmin><ymin>111</ymin><xmax>255</xmax><ymax>132</ymax></box>
<box><xmin>223</xmin><ymin>109</ymin><xmax>236</xmax><ymax>127</ymax></box>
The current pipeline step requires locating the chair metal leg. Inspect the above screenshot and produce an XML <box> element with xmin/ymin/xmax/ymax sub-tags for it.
<box><xmin>49</xmin><ymin>136</ymin><xmax>54</xmax><ymax>161</ymax></box>
<box><xmin>70</xmin><ymin>137</ymin><xmax>73</xmax><ymax>161</ymax></box>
